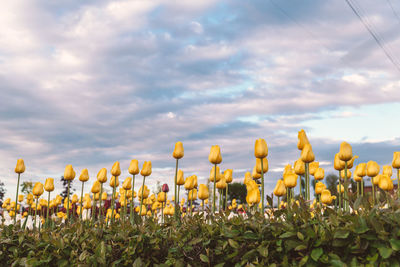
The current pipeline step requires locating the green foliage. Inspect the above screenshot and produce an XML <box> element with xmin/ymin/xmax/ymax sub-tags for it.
<box><xmin>2</xmin><ymin>198</ymin><xmax>400</xmax><ymax>266</ymax></box>
<box><xmin>228</xmin><ymin>182</ymin><xmax>246</xmax><ymax>203</ymax></box>
<box><xmin>20</xmin><ymin>181</ymin><xmax>33</xmax><ymax>195</ymax></box>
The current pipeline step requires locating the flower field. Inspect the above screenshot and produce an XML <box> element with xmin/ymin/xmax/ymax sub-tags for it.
<box><xmin>1</xmin><ymin>130</ymin><xmax>400</xmax><ymax>266</ymax></box>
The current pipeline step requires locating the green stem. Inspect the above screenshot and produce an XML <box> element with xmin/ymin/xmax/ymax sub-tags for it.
<box><xmin>225</xmin><ymin>186</ymin><xmax>228</xmax><ymax>210</ymax></box>
<box><xmin>80</xmin><ymin>182</ymin><xmax>84</xmax><ymax>221</ymax></box>
<box><xmin>177</xmin><ymin>185</ymin><xmax>180</xmax><ymax>208</ymax></box>
<box><xmin>190</xmin><ymin>190</ymin><xmax>193</xmax><ymax>216</ymax></box>
<box><xmin>47</xmin><ymin>191</ymin><xmax>50</xmax><ymax>228</ymax></box>
<box><xmin>202</xmin><ymin>200</ymin><xmax>205</xmax><ymax>213</ymax></box>
<box><xmin>111</xmin><ymin>184</ymin><xmax>116</xmax><ymax>225</ymax></box>
<box><xmin>92</xmin><ymin>195</ymin><xmax>96</xmax><ymax>224</ymax></box>
<box><xmin>299</xmin><ymin>175</ymin><xmax>302</xmax><ymax>199</ymax></box>
<box><xmin>371</xmin><ymin>178</ymin><xmax>375</xmax><ymax>206</ymax></box>
<box><xmin>305</xmin><ymin>163</ymin><xmax>310</xmax><ymax>201</ymax></box>
<box><xmin>174</xmin><ymin>159</ymin><xmax>179</xmax><ymax>217</ymax></box>
<box><xmin>130</xmin><ymin>174</ymin><xmax>135</xmax><ymax>222</ymax></box>
<box><xmin>357</xmin><ymin>181</ymin><xmax>360</xmax><ymax>198</ymax></box>
<box><xmin>344</xmin><ymin>161</ymin><xmax>348</xmax><ymax>212</ymax></box>
<box><xmin>397</xmin><ymin>169</ymin><xmax>400</xmax><ymax>198</ymax></box>
<box><xmin>67</xmin><ymin>180</ymin><xmax>71</xmax><ymax>222</ymax></box>
<box><xmin>361</xmin><ymin>179</ymin><xmax>364</xmax><ymax>197</ymax></box>
<box><xmin>338</xmin><ymin>171</ymin><xmax>342</xmax><ymax>210</ymax></box>
<box><xmin>139</xmin><ymin>176</ymin><xmax>146</xmax><ymax>217</ymax></box>
<box><xmin>14</xmin><ymin>173</ymin><xmax>21</xmax><ymax>226</ymax></box>
<box><xmin>277</xmin><ymin>196</ymin><xmax>280</xmax><ymax>210</ymax></box>
<box><xmin>99</xmin><ymin>183</ymin><xmax>103</xmax><ymax>226</ymax></box>
<box><xmin>212</xmin><ymin>164</ymin><xmax>217</xmax><ymax>213</ymax></box>
<box><xmin>261</xmin><ymin>158</ymin><xmax>265</xmax><ymax>213</ymax></box>
<box><xmin>34</xmin><ymin>197</ymin><xmax>38</xmax><ymax>230</ymax></box>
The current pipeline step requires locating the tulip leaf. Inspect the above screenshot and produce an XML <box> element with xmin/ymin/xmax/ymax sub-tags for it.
<box><xmin>279</xmin><ymin>231</ymin><xmax>296</xmax><ymax>238</ymax></box>
<box><xmin>297</xmin><ymin>232</ymin><xmax>304</xmax><ymax>241</ymax></box>
<box><xmin>295</xmin><ymin>244</ymin><xmax>307</xmax><ymax>251</ymax></box>
<box><xmin>257</xmin><ymin>246</ymin><xmax>268</xmax><ymax>258</ymax></box>
<box><xmin>311</xmin><ymin>247</ymin><xmax>323</xmax><ymax>262</ymax></box>
<box><xmin>378</xmin><ymin>247</ymin><xmax>392</xmax><ymax>259</ymax></box>
<box><xmin>334</xmin><ymin>230</ymin><xmax>349</xmax><ymax>239</ymax></box>
<box><xmin>228</xmin><ymin>239</ymin><xmax>239</xmax><ymax>249</ymax></box>
<box><xmin>390</xmin><ymin>239</ymin><xmax>400</xmax><ymax>251</ymax></box>
<box><xmin>199</xmin><ymin>254</ymin><xmax>209</xmax><ymax>263</ymax></box>
<box><xmin>299</xmin><ymin>255</ymin><xmax>309</xmax><ymax>266</ymax></box>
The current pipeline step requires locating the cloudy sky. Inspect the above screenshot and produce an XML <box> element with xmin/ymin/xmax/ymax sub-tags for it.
<box><xmin>1</xmin><ymin>0</ymin><xmax>400</xmax><ymax>199</ymax></box>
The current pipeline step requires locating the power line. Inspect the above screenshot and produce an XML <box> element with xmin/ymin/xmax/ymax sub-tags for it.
<box><xmin>345</xmin><ymin>0</ymin><xmax>400</xmax><ymax>73</ymax></box>
<box><xmin>386</xmin><ymin>0</ymin><xmax>400</xmax><ymax>25</ymax></box>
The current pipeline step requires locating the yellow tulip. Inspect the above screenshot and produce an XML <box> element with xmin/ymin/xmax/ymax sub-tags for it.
<box><xmin>354</xmin><ymin>163</ymin><xmax>367</xmax><ymax>177</ymax></box>
<box><xmin>247</xmin><ymin>188</ymin><xmax>261</xmax><ymax>205</ymax></box>
<box><xmin>111</xmin><ymin>161</ymin><xmax>121</xmax><ymax>177</ymax></box>
<box><xmin>83</xmin><ymin>199</ymin><xmax>92</xmax><ymax>209</ymax></box>
<box><xmin>338</xmin><ymin>142</ymin><xmax>352</xmax><ymax>161</ymax></box>
<box><xmin>337</xmin><ymin>184</ymin><xmax>344</xmax><ymax>193</ymax></box>
<box><xmin>198</xmin><ymin>184</ymin><xmax>209</xmax><ymax>200</ymax></box>
<box><xmin>273</xmin><ymin>179</ymin><xmax>286</xmax><ymax>197</ymax></box>
<box><xmin>94</xmin><ymin>193</ymin><xmax>100</xmax><ymax>200</ymax></box>
<box><xmin>372</xmin><ymin>174</ymin><xmax>381</xmax><ymax>186</ymax></box>
<box><xmin>139</xmin><ymin>205</ymin><xmax>147</xmax><ymax>216</ymax></box>
<box><xmin>321</xmin><ymin>189</ymin><xmax>333</xmax><ymax>205</ymax></box>
<box><xmin>283</xmin><ymin>173</ymin><xmax>298</xmax><ymax>188</ymax></box>
<box><xmin>79</xmin><ymin>169</ymin><xmax>89</xmax><ymax>182</ymax></box>
<box><xmin>392</xmin><ymin>152</ymin><xmax>400</xmax><ymax>169</ymax></box>
<box><xmin>138</xmin><ymin>185</ymin><xmax>150</xmax><ymax>199</ymax></box>
<box><xmin>297</xmin><ymin>129</ymin><xmax>310</xmax><ymax>150</ymax></box>
<box><xmin>110</xmin><ymin>176</ymin><xmax>119</xmax><ymax>187</ymax></box>
<box><xmin>173</xmin><ymin>141</ymin><xmax>184</xmax><ymax>159</ymax></box>
<box><xmin>309</xmin><ymin>162</ymin><xmax>319</xmax><ymax>176</ymax></box>
<box><xmin>32</xmin><ymin>182</ymin><xmax>44</xmax><ymax>197</ymax></box>
<box><xmin>188</xmin><ymin>189</ymin><xmax>197</xmax><ymax>201</ymax></box>
<box><xmin>283</xmin><ymin>164</ymin><xmax>294</xmax><ymax>176</ymax></box>
<box><xmin>366</xmin><ymin>161</ymin><xmax>380</xmax><ymax>177</ymax></box>
<box><xmin>244</xmin><ymin>171</ymin><xmax>252</xmax><ymax>185</ymax></box>
<box><xmin>353</xmin><ymin>174</ymin><xmax>362</xmax><ymax>182</ymax></box>
<box><xmin>252</xmin><ymin>166</ymin><xmax>261</xmax><ymax>180</ymax></box>
<box><xmin>70</xmin><ymin>194</ymin><xmax>78</xmax><ymax>204</ymax></box>
<box><xmin>97</xmin><ymin>168</ymin><xmax>108</xmax><ymax>183</ymax></box>
<box><xmin>128</xmin><ymin>159</ymin><xmax>140</xmax><ymax>175</ymax></box>
<box><xmin>224</xmin><ymin>169</ymin><xmax>233</xmax><ymax>183</ymax></box>
<box><xmin>334</xmin><ymin>153</ymin><xmax>345</xmax><ymax>171</ymax></box>
<box><xmin>246</xmin><ymin>180</ymin><xmax>259</xmax><ymax>192</ymax></box>
<box><xmin>378</xmin><ymin>174</ymin><xmax>393</xmax><ymax>191</ymax></box>
<box><xmin>91</xmin><ymin>180</ymin><xmax>101</xmax><ymax>194</ymax></box>
<box><xmin>184</xmin><ymin>176</ymin><xmax>195</xmax><ymax>190</ymax></box>
<box><xmin>347</xmin><ymin>156</ymin><xmax>358</xmax><ymax>169</ymax></box>
<box><xmin>209</xmin><ymin>145</ymin><xmax>222</xmax><ymax>164</ymax></box>
<box><xmin>216</xmin><ymin>176</ymin><xmax>227</xmax><ymax>189</ymax></box>
<box><xmin>382</xmin><ymin>165</ymin><xmax>392</xmax><ymax>178</ymax></box>
<box><xmin>140</xmin><ymin>161</ymin><xmax>152</xmax><ymax>176</ymax></box>
<box><xmin>209</xmin><ymin>166</ymin><xmax>222</xmax><ymax>182</ymax></box>
<box><xmin>301</xmin><ymin>144</ymin><xmax>315</xmax><ymax>163</ymax></box>
<box><xmin>157</xmin><ymin>192</ymin><xmax>166</xmax><ymax>202</ymax></box>
<box><xmin>177</xmin><ymin>170</ymin><xmax>185</xmax><ymax>185</ymax></box>
<box><xmin>294</xmin><ymin>159</ymin><xmax>305</xmax><ymax>175</ymax></box>
<box><xmin>315</xmin><ymin>182</ymin><xmax>326</xmax><ymax>195</ymax></box>
<box><xmin>256</xmin><ymin>158</ymin><xmax>268</xmax><ymax>173</ymax></box>
<box><xmin>44</xmin><ymin>178</ymin><xmax>54</xmax><ymax>192</ymax></box>
<box><xmin>18</xmin><ymin>195</ymin><xmax>24</xmax><ymax>202</ymax></box>
<box><xmin>64</xmin><ymin>164</ymin><xmax>76</xmax><ymax>181</ymax></box>
<box><xmin>15</xmin><ymin>159</ymin><xmax>26</xmax><ymax>174</ymax></box>
<box><xmin>101</xmin><ymin>192</ymin><xmax>108</xmax><ymax>201</ymax></box>
<box><xmin>314</xmin><ymin>168</ymin><xmax>324</xmax><ymax>181</ymax></box>
<box><xmin>340</xmin><ymin>169</ymin><xmax>351</xmax><ymax>179</ymax></box>
<box><xmin>254</xmin><ymin>138</ymin><xmax>268</xmax><ymax>158</ymax></box>
<box><xmin>122</xmin><ymin>177</ymin><xmax>132</xmax><ymax>190</ymax></box>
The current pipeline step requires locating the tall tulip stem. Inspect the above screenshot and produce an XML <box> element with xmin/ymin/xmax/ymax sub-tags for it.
<box><xmin>177</xmin><ymin>185</ymin><xmax>180</xmax><ymax>207</ymax></box>
<box><xmin>397</xmin><ymin>169</ymin><xmax>400</xmax><ymax>198</ymax></box>
<box><xmin>277</xmin><ymin>196</ymin><xmax>280</xmax><ymax>210</ymax></box>
<box><xmin>34</xmin><ymin>197</ymin><xmax>38</xmax><ymax>230</ymax></box>
<box><xmin>80</xmin><ymin>182</ymin><xmax>84</xmax><ymax>221</ymax></box>
<box><xmin>174</xmin><ymin>159</ymin><xmax>179</xmax><ymax>216</ymax></box>
<box><xmin>92</xmin><ymin>195</ymin><xmax>96</xmax><ymax>224</ymax></box>
<box><xmin>139</xmin><ymin>176</ymin><xmax>146</xmax><ymax>218</ymax></box>
<box><xmin>47</xmin><ymin>191</ymin><xmax>51</xmax><ymax>227</ymax></box>
<box><xmin>202</xmin><ymin>200</ymin><xmax>205</xmax><ymax>213</ymax></box>
<box><xmin>111</xmin><ymin>184</ymin><xmax>116</xmax><ymax>225</ymax></box>
<box><xmin>14</xmin><ymin>173</ymin><xmax>21</xmax><ymax>226</ymax></box>
<box><xmin>225</xmin><ymin>186</ymin><xmax>228</xmax><ymax>210</ymax></box>
<box><xmin>130</xmin><ymin>174</ymin><xmax>135</xmax><ymax>222</ymax></box>
<box><xmin>212</xmin><ymin>163</ymin><xmax>217</xmax><ymax>214</ymax></box>
<box><xmin>66</xmin><ymin>180</ymin><xmax>71</xmax><ymax>222</ymax></box>
<box><xmin>99</xmin><ymin>183</ymin><xmax>103</xmax><ymax>226</ymax></box>
<box><xmin>371</xmin><ymin>177</ymin><xmax>375</xmax><ymax>206</ymax></box>
<box><xmin>338</xmin><ymin>171</ymin><xmax>342</xmax><ymax>210</ymax></box>
<box><xmin>344</xmin><ymin>161</ymin><xmax>348</xmax><ymax>212</ymax></box>
<box><xmin>357</xmin><ymin>181</ymin><xmax>360</xmax><ymax>198</ymax></box>
<box><xmin>261</xmin><ymin>158</ymin><xmax>265</xmax><ymax>213</ymax></box>
<box><xmin>299</xmin><ymin>175</ymin><xmax>302</xmax><ymax>199</ymax></box>
<box><xmin>190</xmin><ymin>190</ymin><xmax>193</xmax><ymax>216</ymax></box>
<box><xmin>305</xmin><ymin>163</ymin><xmax>310</xmax><ymax>201</ymax></box>
<box><xmin>361</xmin><ymin>179</ymin><xmax>364</xmax><ymax>197</ymax></box>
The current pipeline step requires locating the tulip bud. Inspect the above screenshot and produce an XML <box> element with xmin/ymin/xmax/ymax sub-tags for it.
<box><xmin>110</xmin><ymin>176</ymin><xmax>119</xmax><ymax>187</ymax></box>
<box><xmin>72</xmin><ymin>194</ymin><xmax>78</xmax><ymax>204</ymax></box>
<box><xmin>256</xmin><ymin>158</ymin><xmax>268</xmax><ymax>173</ymax></box>
<box><xmin>366</xmin><ymin>161</ymin><xmax>380</xmax><ymax>177</ymax></box>
<box><xmin>378</xmin><ymin>174</ymin><xmax>393</xmax><ymax>191</ymax></box>
<box><xmin>15</xmin><ymin>159</ymin><xmax>26</xmax><ymax>174</ymax></box>
<box><xmin>354</xmin><ymin>163</ymin><xmax>367</xmax><ymax>177</ymax></box>
<box><xmin>188</xmin><ymin>189</ymin><xmax>198</xmax><ymax>201</ymax></box>
<box><xmin>64</xmin><ymin>164</ymin><xmax>76</xmax><ymax>181</ymax></box>
<box><xmin>382</xmin><ymin>165</ymin><xmax>393</xmax><ymax>178</ymax></box>
<box><xmin>138</xmin><ymin>185</ymin><xmax>149</xmax><ymax>199</ymax></box>
<box><xmin>283</xmin><ymin>173</ymin><xmax>298</xmax><ymax>188</ymax></box>
<box><xmin>184</xmin><ymin>176</ymin><xmax>195</xmax><ymax>190</ymax></box>
<box><xmin>353</xmin><ymin>174</ymin><xmax>362</xmax><ymax>182</ymax></box>
<box><xmin>254</xmin><ymin>138</ymin><xmax>268</xmax><ymax>158</ymax></box>
<box><xmin>252</xmin><ymin>166</ymin><xmax>261</xmax><ymax>180</ymax></box>
<box><xmin>321</xmin><ymin>189</ymin><xmax>333</xmax><ymax>205</ymax></box>
<box><xmin>18</xmin><ymin>195</ymin><xmax>24</xmax><ymax>202</ymax></box>
<box><xmin>247</xmin><ymin>188</ymin><xmax>261</xmax><ymax>205</ymax></box>
<box><xmin>392</xmin><ymin>152</ymin><xmax>400</xmax><ymax>169</ymax></box>
<box><xmin>198</xmin><ymin>184</ymin><xmax>209</xmax><ymax>200</ymax></box>
<box><xmin>32</xmin><ymin>182</ymin><xmax>44</xmax><ymax>197</ymax></box>
<box><xmin>314</xmin><ymin>168</ymin><xmax>324</xmax><ymax>181</ymax></box>
<box><xmin>309</xmin><ymin>162</ymin><xmax>319</xmax><ymax>176</ymax></box>
<box><xmin>44</xmin><ymin>178</ymin><xmax>55</xmax><ymax>192</ymax></box>
<box><xmin>140</xmin><ymin>161</ymin><xmax>152</xmax><ymax>176</ymax></box>
<box><xmin>338</xmin><ymin>142</ymin><xmax>352</xmax><ymax>162</ymax></box>
<box><xmin>347</xmin><ymin>156</ymin><xmax>358</xmax><ymax>169</ymax></box>
<box><xmin>101</xmin><ymin>192</ymin><xmax>107</xmax><ymax>201</ymax></box>
<box><xmin>122</xmin><ymin>177</ymin><xmax>132</xmax><ymax>190</ymax></box>
<box><xmin>224</xmin><ymin>169</ymin><xmax>233</xmax><ymax>184</ymax></box>
<box><xmin>372</xmin><ymin>174</ymin><xmax>381</xmax><ymax>186</ymax></box>
<box><xmin>111</xmin><ymin>161</ymin><xmax>121</xmax><ymax>177</ymax></box>
<box><xmin>315</xmin><ymin>182</ymin><xmax>326</xmax><ymax>195</ymax></box>
<box><xmin>340</xmin><ymin>169</ymin><xmax>351</xmax><ymax>179</ymax></box>
<box><xmin>334</xmin><ymin>153</ymin><xmax>345</xmax><ymax>171</ymax></box>
<box><xmin>97</xmin><ymin>168</ymin><xmax>108</xmax><ymax>183</ymax></box>
<box><xmin>176</xmin><ymin>169</ymin><xmax>185</xmax><ymax>185</ymax></box>
<box><xmin>297</xmin><ymin>129</ymin><xmax>310</xmax><ymax>150</ymax></box>
<box><xmin>216</xmin><ymin>176</ymin><xmax>227</xmax><ymax>189</ymax></box>
<box><xmin>244</xmin><ymin>171</ymin><xmax>252</xmax><ymax>185</ymax></box>
<box><xmin>209</xmin><ymin>166</ymin><xmax>222</xmax><ymax>182</ymax></box>
<box><xmin>128</xmin><ymin>159</ymin><xmax>140</xmax><ymax>175</ymax></box>
<box><xmin>77</xmin><ymin>169</ymin><xmax>89</xmax><ymax>182</ymax></box>
<box><xmin>173</xmin><ymin>141</ymin><xmax>184</xmax><ymax>159</ymax></box>
<box><xmin>301</xmin><ymin>144</ymin><xmax>315</xmax><ymax>163</ymax></box>
<box><xmin>209</xmin><ymin>145</ymin><xmax>222</xmax><ymax>164</ymax></box>
<box><xmin>91</xmin><ymin>180</ymin><xmax>101</xmax><ymax>193</ymax></box>
<box><xmin>162</xmin><ymin>183</ymin><xmax>169</xmax><ymax>193</ymax></box>
<box><xmin>273</xmin><ymin>179</ymin><xmax>286</xmax><ymax>197</ymax></box>
<box><xmin>94</xmin><ymin>192</ymin><xmax>100</xmax><ymax>200</ymax></box>
<box><xmin>157</xmin><ymin>192</ymin><xmax>166</xmax><ymax>202</ymax></box>
<box><xmin>294</xmin><ymin>159</ymin><xmax>305</xmax><ymax>175</ymax></box>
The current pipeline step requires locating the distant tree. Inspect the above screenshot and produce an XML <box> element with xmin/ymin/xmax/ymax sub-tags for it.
<box><xmin>0</xmin><ymin>180</ymin><xmax>5</xmax><ymax>204</ymax></box>
<box><xmin>60</xmin><ymin>176</ymin><xmax>74</xmax><ymax>199</ymax></box>
<box><xmin>227</xmin><ymin>182</ymin><xmax>246</xmax><ymax>204</ymax></box>
<box><xmin>326</xmin><ymin>174</ymin><xmax>339</xmax><ymax>196</ymax></box>
<box><xmin>20</xmin><ymin>181</ymin><xmax>33</xmax><ymax>195</ymax></box>
<box><xmin>155</xmin><ymin>181</ymin><xmax>162</xmax><ymax>194</ymax></box>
